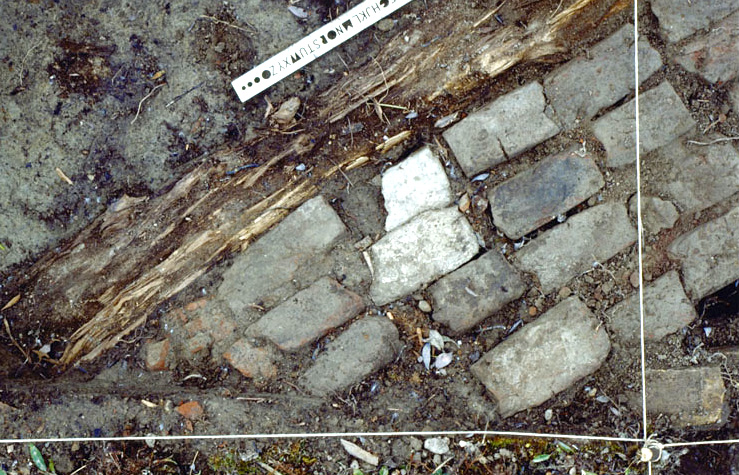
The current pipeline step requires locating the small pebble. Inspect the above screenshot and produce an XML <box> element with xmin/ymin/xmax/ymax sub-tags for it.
<box><xmin>424</xmin><ymin>437</ymin><xmax>450</xmax><ymax>455</ymax></box>
<box><xmin>557</xmin><ymin>286</ymin><xmax>572</xmax><ymax>299</ymax></box>
<box><xmin>629</xmin><ymin>271</ymin><xmax>640</xmax><ymax>288</ymax></box>
<box><xmin>418</xmin><ymin>300</ymin><xmax>432</xmax><ymax>313</ymax></box>
<box><xmin>544</xmin><ymin>408</ymin><xmax>553</xmax><ymax>421</ymax></box>
<box><xmin>376</xmin><ymin>18</ymin><xmax>395</xmax><ymax>32</ymax></box>
<box><xmin>528</xmin><ymin>306</ymin><xmax>537</xmax><ymax>317</ymax></box>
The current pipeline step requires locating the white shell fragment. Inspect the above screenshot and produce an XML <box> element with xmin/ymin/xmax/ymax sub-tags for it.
<box><xmin>434</xmin><ymin>112</ymin><xmax>459</xmax><ymax>128</ymax></box>
<box><xmin>424</xmin><ymin>437</ymin><xmax>451</xmax><ymax>455</ymax></box>
<box><xmin>287</xmin><ymin>5</ymin><xmax>309</xmax><ymax>18</ymax></box>
<box><xmin>271</xmin><ymin>97</ymin><xmax>301</xmax><ymax>125</ymax></box>
<box><xmin>421</xmin><ymin>342</ymin><xmax>432</xmax><ymax>370</ymax></box>
<box><xmin>340</xmin><ymin>439</ymin><xmax>379</xmax><ymax>466</ymax></box>
<box><xmin>434</xmin><ymin>352</ymin><xmax>454</xmax><ymax>369</ymax></box>
<box><xmin>426</xmin><ymin>329</ymin><xmax>445</xmax><ymax>351</ymax></box>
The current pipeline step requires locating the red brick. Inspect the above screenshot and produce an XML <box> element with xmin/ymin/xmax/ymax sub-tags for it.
<box><xmin>144</xmin><ymin>338</ymin><xmax>170</xmax><ymax>371</ymax></box>
<box><xmin>185</xmin><ymin>333</ymin><xmax>213</xmax><ymax>357</ymax></box>
<box><xmin>223</xmin><ymin>339</ymin><xmax>277</xmax><ymax>380</ymax></box>
<box><xmin>175</xmin><ymin>401</ymin><xmax>204</xmax><ymax>420</ymax></box>
<box><xmin>185</xmin><ymin>298</ymin><xmax>209</xmax><ymax>312</ymax></box>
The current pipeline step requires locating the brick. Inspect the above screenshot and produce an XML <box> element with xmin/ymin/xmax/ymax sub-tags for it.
<box><xmin>471</xmin><ymin>297</ymin><xmax>610</xmax><ymax>417</ymax></box>
<box><xmin>299</xmin><ymin>317</ymin><xmax>401</xmax><ymax>396</ymax></box>
<box><xmin>218</xmin><ymin>195</ymin><xmax>347</xmax><ymax>315</ymax></box>
<box><xmin>627</xmin><ymin>195</ymin><xmax>678</xmax><ymax>235</ymax></box>
<box><xmin>184</xmin><ymin>333</ymin><xmax>213</xmax><ymax>357</ymax></box>
<box><xmin>638</xmin><ymin>82</ymin><xmax>696</xmax><ymax>154</ymax></box>
<box><xmin>515</xmin><ymin>203</ymin><xmax>636</xmax><ymax>294</ymax></box>
<box><xmin>175</xmin><ymin>401</ymin><xmax>204</xmax><ymax>420</ymax></box>
<box><xmin>676</xmin><ymin>11</ymin><xmax>739</xmax><ymax>84</ymax></box>
<box><xmin>248</xmin><ymin>277</ymin><xmax>365</xmax><ymax>352</ymax></box>
<box><xmin>369</xmin><ymin>207</ymin><xmax>479</xmax><ymax>306</ymax></box>
<box><xmin>443</xmin><ymin>82</ymin><xmax>560</xmax><ymax>177</ymax></box>
<box><xmin>647</xmin><ymin>138</ymin><xmax>739</xmax><ymax>214</ymax></box>
<box><xmin>144</xmin><ymin>338</ymin><xmax>170</xmax><ymax>372</ymax></box>
<box><xmin>544</xmin><ymin>25</ymin><xmax>662</xmax><ymax>128</ymax></box>
<box><xmin>668</xmin><ymin>206</ymin><xmax>739</xmax><ymax>300</ymax></box>
<box><xmin>382</xmin><ymin>146</ymin><xmax>453</xmax><ymax>231</ymax></box>
<box><xmin>429</xmin><ymin>251</ymin><xmax>525</xmax><ymax>333</ymax></box>
<box><xmin>223</xmin><ymin>339</ymin><xmax>278</xmax><ymax>380</ymax></box>
<box><xmin>646</xmin><ymin>367</ymin><xmax>727</xmax><ymax>428</ymax></box>
<box><xmin>650</xmin><ymin>0</ymin><xmax>739</xmax><ymax>43</ymax></box>
<box><xmin>488</xmin><ymin>148</ymin><xmax>604</xmax><ymax>239</ymax></box>
<box><xmin>607</xmin><ymin>270</ymin><xmax>697</xmax><ymax>342</ymax></box>
<box><xmin>592</xmin><ymin>99</ymin><xmax>635</xmax><ymax>168</ymax></box>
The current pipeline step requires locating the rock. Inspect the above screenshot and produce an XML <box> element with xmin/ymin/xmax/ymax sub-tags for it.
<box><xmin>429</xmin><ymin>251</ymin><xmax>525</xmax><ymax>333</ymax></box>
<box><xmin>592</xmin><ymin>99</ymin><xmax>635</xmax><ymax>168</ymax></box>
<box><xmin>143</xmin><ymin>338</ymin><xmax>171</xmax><ymax>372</ymax></box>
<box><xmin>514</xmin><ymin>203</ymin><xmax>636</xmax><ymax>294</ymax></box>
<box><xmin>218</xmin><ymin>195</ymin><xmax>347</xmax><ymax>315</ymax></box>
<box><xmin>223</xmin><ymin>339</ymin><xmax>278</xmax><ymax>380</ymax></box>
<box><xmin>646</xmin><ymin>137</ymin><xmax>739</xmax><ymax>214</ymax></box>
<box><xmin>628</xmin><ymin>195</ymin><xmax>679</xmax><ymax>234</ymax></box>
<box><xmin>381</xmin><ymin>146</ymin><xmax>453</xmax><ymax>231</ymax></box>
<box><xmin>443</xmin><ymin>82</ymin><xmax>560</xmax><ymax>176</ymax></box>
<box><xmin>650</xmin><ymin>0</ymin><xmax>739</xmax><ymax>43</ymax></box>
<box><xmin>471</xmin><ymin>297</ymin><xmax>611</xmax><ymax>417</ymax></box>
<box><xmin>646</xmin><ymin>367</ymin><xmax>727</xmax><ymax>428</ymax></box>
<box><xmin>675</xmin><ymin>10</ymin><xmax>739</xmax><ymax>84</ymax></box>
<box><xmin>668</xmin><ymin>206</ymin><xmax>739</xmax><ymax>299</ymax></box>
<box><xmin>638</xmin><ymin>82</ymin><xmax>697</xmax><ymax>154</ymax></box>
<box><xmin>418</xmin><ymin>300</ymin><xmax>432</xmax><ymax>313</ymax></box>
<box><xmin>544</xmin><ymin>25</ymin><xmax>662</xmax><ymax>128</ymax></box>
<box><xmin>607</xmin><ymin>270</ymin><xmax>697</xmax><ymax>342</ymax></box>
<box><xmin>424</xmin><ymin>437</ymin><xmax>450</xmax><ymax>455</ymax></box>
<box><xmin>369</xmin><ymin>207</ymin><xmax>479</xmax><ymax>306</ymax></box>
<box><xmin>488</xmin><ymin>148</ymin><xmax>604</xmax><ymax>239</ymax></box>
<box><xmin>247</xmin><ymin>277</ymin><xmax>365</xmax><ymax>352</ymax></box>
<box><xmin>299</xmin><ymin>317</ymin><xmax>401</xmax><ymax>396</ymax></box>
<box><xmin>175</xmin><ymin>401</ymin><xmax>204</xmax><ymax>420</ymax></box>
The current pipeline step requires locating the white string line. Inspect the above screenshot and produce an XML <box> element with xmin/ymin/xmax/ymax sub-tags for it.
<box><xmin>663</xmin><ymin>439</ymin><xmax>739</xmax><ymax>449</ymax></box>
<box><xmin>0</xmin><ymin>430</ymin><xmax>643</xmax><ymax>445</ymax></box>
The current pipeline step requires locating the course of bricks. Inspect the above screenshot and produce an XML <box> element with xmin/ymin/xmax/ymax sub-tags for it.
<box><xmin>139</xmin><ymin>3</ymin><xmax>739</xmax><ymax>432</ymax></box>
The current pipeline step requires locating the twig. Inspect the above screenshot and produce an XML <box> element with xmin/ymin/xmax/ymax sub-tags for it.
<box><xmin>18</xmin><ymin>41</ymin><xmax>42</xmax><ymax>86</ymax></box>
<box><xmin>686</xmin><ymin>136</ymin><xmax>739</xmax><ymax>146</ymax></box>
<box><xmin>199</xmin><ymin>15</ymin><xmax>257</xmax><ymax>33</ymax></box>
<box><xmin>257</xmin><ymin>461</ymin><xmax>285</xmax><ymax>475</ymax></box>
<box><xmin>131</xmin><ymin>84</ymin><xmax>165</xmax><ymax>125</ymax></box>
<box><xmin>472</xmin><ymin>0</ymin><xmax>508</xmax><ymax>29</ymax></box>
<box><xmin>430</xmin><ymin>456</ymin><xmax>454</xmax><ymax>474</ymax></box>
<box><xmin>166</xmin><ymin>82</ymin><xmax>204</xmax><ymax>108</ymax></box>
<box><xmin>4</xmin><ymin>317</ymin><xmax>30</xmax><ymax>363</ymax></box>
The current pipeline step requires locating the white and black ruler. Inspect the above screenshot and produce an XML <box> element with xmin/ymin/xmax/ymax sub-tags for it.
<box><xmin>232</xmin><ymin>0</ymin><xmax>415</xmax><ymax>102</ymax></box>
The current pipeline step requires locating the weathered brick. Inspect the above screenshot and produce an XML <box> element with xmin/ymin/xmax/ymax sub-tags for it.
<box><xmin>545</xmin><ymin>25</ymin><xmax>662</xmax><ymax>127</ymax></box>
<box><xmin>592</xmin><ymin>100</ymin><xmax>635</xmax><ymax>168</ymax></box>
<box><xmin>471</xmin><ymin>297</ymin><xmax>611</xmax><ymax>417</ymax></box>
<box><xmin>514</xmin><ymin>203</ymin><xmax>636</xmax><ymax>294</ymax></box>
<box><xmin>369</xmin><ymin>207</ymin><xmax>479</xmax><ymax>306</ymax></box>
<box><xmin>646</xmin><ymin>138</ymin><xmax>739</xmax><ymax>214</ymax></box>
<box><xmin>627</xmin><ymin>195</ymin><xmax>679</xmax><ymax>235</ymax></box>
<box><xmin>646</xmin><ymin>367</ymin><xmax>727</xmax><ymax>428</ymax></box>
<box><xmin>184</xmin><ymin>333</ymin><xmax>213</xmax><ymax>357</ymax></box>
<box><xmin>223</xmin><ymin>339</ymin><xmax>278</xmax><ymax>380</ymax></box>
<box><xmin>144</xmin><ymin>338</ymin><xmax>171</xmax><ymax>372</ymax></box>
<box><xmin>382</xmin><ymin>146</ymin><xmax>453</xmax><ymax>231</ymax></box>
<box><xmin>676</xmin><ymin>11</ymin><xmax>739</xmax><ymax>84</ymax></box>
<box><xmin>429</xmin><ymin>251</ymin><xmax>525</xmax><ymax>333</ymax></box>
<box><xmin>607</xmin><ymin>270</ymin><xmax>697</xmax><ymax>342</ymax></box>
<box><xmin>638</xmin><ymin>82</ymin><xmax>696</xmax><ymax>154</ymax></box>
<box><xmin>650</xmin><ymin>0</ymin><xmax>739</xmax><ymax>43</ymax></box>
<box><xmin>299</xmin><ymin>317</ymin><xmax>401</xmax><ymax>396</ymax></box>
<box><xmin>247</xmin><ymin>277</ymin><xmax>365</xmax><ymax>352</ymax></box>
<box><xmin>218</xmin><ymin>195</ymin><xmax>347</xmax><ymax>315</ymax></box>
<box><xmin>443</xmin><ymin>82</ymin><xmax>560</xmax><ymax>177</ymax></box>
<box><xmin>668</xmin><ymin>206</ymin><xmax>739</xmax><ymax>300</ymax></box>
<box><xmin>176</xmin><ymin>401</ymin><xmax>204</xmax><ymax>420</ymax></box>
<box><xmin>488</xmin><ymin>148</ymin><xmax>604</xmax><ymax>239</ymax></box>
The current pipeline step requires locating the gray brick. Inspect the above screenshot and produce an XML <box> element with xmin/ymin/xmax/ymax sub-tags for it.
<box><xmin>646</xmin><ymin>367</ymin><xmax>727</xmax><ymax>428</ymax></box>
<box><xmin>608</xmin><ymin>271</ymin><xmax>697</xmax><ymax>343</ymax></box>
<box><xmin>627</xmin><ymin>195</ymin><xmax>679</xmax><ymax>235</ymax></box>
<box><xmin>299</xmin><ymin>317</ymin><xmax>401</xmax><ymax>396</ymax></box>
<box><xmin>676</xmin><ymin>10</ymin><xmax>739</xmax><ymax>84</ymax></box>
<box><xmin>488</xmin><ymin>148</ymin><xmax>604</xmax><ymax>239</ymax></box>
<box><xmin>247</xmin><ymin>277</ymin><xmax>365</xmax><ymax>352</ymax></box>
<box><xmin>429</xmin><ymin>251</ymin><xmax>525</xmax><ymax>333</ymax></box>
<box><xmin>369</xmin><ymin>207</ymin><xmax>479</xmax><ymax>306</ymax></box>
<box><xmin>668</xmin><ymin>206</ymin><xmax>739</xmax><ymax>300</ymax></box>
<box><xmin>218</xmin><ymin>196</ymin><xmax>347</xmax><ymax>315</ymax></box>
<box><xmin>651</xmin><ymin>0</ymin><xmax>739</xmax><ymax>43</ymax></box>
<box><xmin>592</xmin><ymin>99</ymin><xmax>635</xmax><ymax>168</ymax></box>
<box><xmin>545</xmin><ymin>25</ymin><xmax>662</xmax><ymax>128</ymax></box>
<box><xmin>639</xmin><ymin>82</ymin><xmax>696</xmax><ymax>154</ymax></box>
<box><xmin>443</xmin><ymin>82</ymin><xmax>560</xmax><ymax>177</ymax></box>
<box><xmin>471</xmin><ymin>297</ymin><xmax>610</xmax><ymax>418</ymax></box>
<box><xmin>647</xmin><ymin>138</ymin><xmax>739</xmax><ymax>214</ymax></box>
<box><xmin>382</xmin><ymin>146</ymin><xmax>453</xmax><ymax>231</ymax></box>
<box><xmin>515</xmin><ymin>203</ymin><xmax>636</xmax><ymax>294</ymax></box>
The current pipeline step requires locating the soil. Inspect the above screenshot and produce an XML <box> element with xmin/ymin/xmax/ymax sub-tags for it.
<box><xmin>0</xmin><ymin>0</ymin><xmax>738</xmax><ymax>473</ymax></box>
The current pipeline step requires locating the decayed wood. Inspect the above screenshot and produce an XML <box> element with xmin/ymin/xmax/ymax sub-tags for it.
<box><xmin>3</xmin><ymin>0</ymin><xmax>624</xmax><ymax>368</ymax></box>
